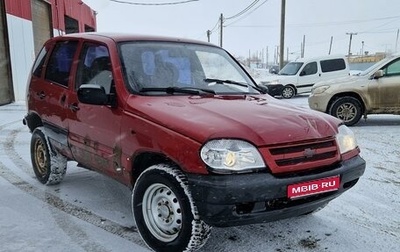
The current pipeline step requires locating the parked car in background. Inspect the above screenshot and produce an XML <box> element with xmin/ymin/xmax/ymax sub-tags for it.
<box><xmin>269</xmin><ymin>65</ymin><xmax>279</xmax><ymax>74</ymax></box>
<box><xmin>24</xmin><ymin>33</ymin><xmax>365</xmax><ymax>252</ymax></box>
<box><xmin>262</xmin><ymin>55</ymin><xmax>349</xmax><ymax>98</ymax></box>
<box><xmin>308</xmin><ymin>54</ymin><xmax>400</xmax><ymax>126</ymax></box>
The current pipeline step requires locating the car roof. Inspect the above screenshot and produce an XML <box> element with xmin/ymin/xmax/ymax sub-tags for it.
<box><xmin>52</xmin><ymin>32</ymin><xmax>216</xmax><ymax>47</ymax></box>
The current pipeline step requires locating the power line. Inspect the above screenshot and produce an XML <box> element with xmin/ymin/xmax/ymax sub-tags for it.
<box><xmin>109</xmin><ymin>0</ymin><xmax>198</xmax><ymax>6</ymax></box>
<box><xmin>225</xmin><ymin>0</ymin><xmax>260</xmax><ymax>20</ymax></box>
<box><xmin>225</xmin><ymin>0</ymin><xmax>270</xmax><ymax>27</ymax></box>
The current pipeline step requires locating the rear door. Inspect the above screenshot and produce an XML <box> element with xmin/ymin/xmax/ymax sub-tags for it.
<box><xmin>30</xmin><ymin>40</ymin><xmax>78</xmax><ymax>131</ymax></box>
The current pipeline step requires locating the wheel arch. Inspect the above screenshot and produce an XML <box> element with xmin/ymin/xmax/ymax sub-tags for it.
<box><xmin>23</xmin><ymin>112</ymin><xmax>43</xmax><ymax>132</ymax></box>
<box><xmin>130</xmin><ymin>151</ymin><xmax>177</xmax><ymax>187</ymax></box>
<box><xmin>328</xmin><ymin>92</ymin><xmax>365</xmax><ymax>114</ymax></box>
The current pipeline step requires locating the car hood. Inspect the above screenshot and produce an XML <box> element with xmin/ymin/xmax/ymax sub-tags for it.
<box><xmin>126</xmin><ymin>95</ymin><xmax>340</xmax><ymax>146</ymax></box>
<box><xmin>261</xmin><ymin>75</ymin><xmax>296</xmax><ymax>85</ymax></box>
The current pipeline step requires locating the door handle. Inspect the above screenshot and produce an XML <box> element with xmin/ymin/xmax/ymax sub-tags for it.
<box><xmin>69</xmin><ymin>103</ymin><xmax>80</xmax><ymax>112</ymax></box>
<box><xmin>37</xmin><ymin>91</ymin><xmax>45</xmax><ymax>100</ymax></box>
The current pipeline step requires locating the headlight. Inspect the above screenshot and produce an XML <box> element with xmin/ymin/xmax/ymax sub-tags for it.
<box><xmin>268</xmin><ymin>79</ymin><xmax>280</xmax><ymax>85</ymax></box>
<box><xmin>311</xmin><ymin>85</ymin><xmax>330</xmax><ymax>95</ymax></box>
<box><xmin>200</xmin><ymin>139</ymin><xmax>265</xmax><ymax>174</ymax></box>
<box><xmin>336</xmin><ymin>125</ymin><xmax>358</xmax><ymax>154</ymax></box>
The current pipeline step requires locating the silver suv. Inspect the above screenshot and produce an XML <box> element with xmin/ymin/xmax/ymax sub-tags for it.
<box><xmin>308</xmin><ymin>55</ymin><xmax>400</xmax><ymax>126</ymax></box>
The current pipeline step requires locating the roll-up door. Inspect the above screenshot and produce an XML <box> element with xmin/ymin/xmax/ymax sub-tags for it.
<box><xmin>0</xmin><ymin>0</ymin><xmax>13</xmax><ymax>105</ymax></box>
<box><xmin>31</xmin><ymin>0</ymin><xmax>52</xmax><ymax>55</ymax></box>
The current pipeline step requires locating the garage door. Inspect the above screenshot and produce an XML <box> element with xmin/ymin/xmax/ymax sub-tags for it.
<box><xmin>31</xmin><ymin>0</ymin><xmax>52</xmax><ymax>55</ymax></box>
<box><xmin>0</xmin><ymin>0</ymin><xmax>13</xmax><ymax>105</ymax></box>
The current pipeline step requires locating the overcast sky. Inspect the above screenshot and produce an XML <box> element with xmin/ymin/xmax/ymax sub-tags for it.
<box><xmin>82</xmin><ymin>0</ymin><xmax>400</xmax><ymax>62</ymax></box>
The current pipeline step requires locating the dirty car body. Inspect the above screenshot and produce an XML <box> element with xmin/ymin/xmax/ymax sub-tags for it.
<box><xmin>24</xmin><ymin>33</ymin><xmax>365</xmax><ymax>252</ymax></box>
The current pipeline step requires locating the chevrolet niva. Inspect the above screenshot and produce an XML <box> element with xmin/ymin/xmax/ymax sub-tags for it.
<box><xmin>24</xmin><ymin>33</ymin><xmax>365</xmax><ymax>252</ymax></box>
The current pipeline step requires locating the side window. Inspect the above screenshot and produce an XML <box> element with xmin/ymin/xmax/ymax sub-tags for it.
<box><xmin>301</xmin><ymin>62</ymin><xmax>317</xmax><ymax>76</ymax></box>
<box><xmin>384</xmin><ymin>59</ymin><xmax>400</xmax><ymax>76</ymax></box>
<box><xmin>45</xmin><ymin>41</ymin><xmax>78</xmax><ymax>86</ymax></box>
<box><xmin>320</xmin><ymin>58</ymin><xmax>346</xmax><ymax>73</ymax></box>
<box><xmin>32</xmin><ymin>46</ymin><xmax>48</xmax><ymax>77</ymax></box>
<box><xmin>76</xmin><ymin>43</ymin><xmax>113</xmax><ymax>93</ymax></box>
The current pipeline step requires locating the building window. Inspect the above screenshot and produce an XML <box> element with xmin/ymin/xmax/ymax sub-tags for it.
<box><xmin>65</xmin><ymin>15</ymin><xmax>79</xmax><ymax>34</ymax></box>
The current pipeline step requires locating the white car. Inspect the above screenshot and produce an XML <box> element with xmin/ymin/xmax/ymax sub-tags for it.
<box><xmin>263</xmin><ymin>55</ymin><xmax>349</xmax><ymax>98</ymax></box>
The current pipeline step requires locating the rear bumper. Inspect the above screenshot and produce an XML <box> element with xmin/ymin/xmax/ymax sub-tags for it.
<box><xmin>187</xmin><ymin>155</ymin><xmax>365</xmax><ymax>227</ymax></box>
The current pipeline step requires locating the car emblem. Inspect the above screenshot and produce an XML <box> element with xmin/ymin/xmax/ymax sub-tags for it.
<box><xmin>303</xmin><ymin>148</ymin><xmax>316</xmax><ymax>158</ymax></box>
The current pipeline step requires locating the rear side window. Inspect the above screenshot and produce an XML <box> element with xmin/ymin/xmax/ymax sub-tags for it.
<box><xmin>32</xmin><ymin>46</ymin><xmax>48</xmax><ymax>77</ymax></box>
<box><xmin>45</xmin><ymin>40</ymin><xmax>78</xmax><ymax>86</ymax></box>
<box><xmin>320</xmin><ymin>58</ymin><xmax>346</xmax><ymax>73</ymax></box>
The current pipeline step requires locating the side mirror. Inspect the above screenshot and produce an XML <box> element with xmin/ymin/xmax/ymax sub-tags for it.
<box><xmin>372</xmin><ymin>70</ymin><xmax>384</xmax><ymax>79</ymax></box>
<box><xmin>77</xmin><ymin>84</ymin><xmax>109</xmax><ymax>105</ymax></box>
<box><xmin>299</xmin><ymin>71</ymin><xmax>306</xmax><ymax>76</ymax></box>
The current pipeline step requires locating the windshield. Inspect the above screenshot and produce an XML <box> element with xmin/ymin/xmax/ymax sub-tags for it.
<box><xmin>118</xmin><ymin>42</ymin><xmax>259</xmax><ymax>95</ymax></box>
<box><xmin>278</xmin><ymin>62</ymin><xmax>303</xmax><ymax>75</ymax></box>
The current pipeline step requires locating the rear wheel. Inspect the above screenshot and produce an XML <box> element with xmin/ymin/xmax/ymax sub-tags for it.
<box><xmin>30</xmin><ymin>127</ymin><xmax>67</xmax><ymax>185</ymax></box>
<box><xmin>329</xmin><ymin>96</ymin><xmax>362</xmax><ymax>126</ymax></box>
<box><xmin>281</xmin><ymin>85</ymin><xmax>295</xmax><ymax>99</ymax></box>
<box><xmin>132</xmin><ymin>164</ymin><xmax>211</xmax><ymax>252</ymax></box>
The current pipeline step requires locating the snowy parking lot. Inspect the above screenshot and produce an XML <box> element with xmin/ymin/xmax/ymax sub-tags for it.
<box><xmin>1</xmin><ymin>97</ymin><xmax>399</xmax><ymax>252</ymax></box>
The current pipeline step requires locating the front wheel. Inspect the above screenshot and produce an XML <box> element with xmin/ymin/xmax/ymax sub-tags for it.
<box><xmin>329</xmin><ymin>96</ymin><xmax>362</xmax><ymax>126</ymax></box>
<box><xmin>281</xmin><ymin>85</ymin><xmax>295</xmax><ymax>99</ymax></box>
<box><xmin>30</xmin><ymin>127</ymin><xmax>67</xmax><ymax>185</ymax></box>
<box><xmin>132</xmin><ymin>164</ymin><xmax>211</xmax><ymax>252</ymax></box>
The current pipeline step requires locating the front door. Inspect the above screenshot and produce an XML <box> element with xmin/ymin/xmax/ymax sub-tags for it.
<box><xmin>67</xmin><ymin>42</ymin><xmax>123</xmax><ymax>180</ymax></box>
<box><xmin>368</xmin><ymin>58</ymin><xmax>400</xmax><ymax>112</ymax></box>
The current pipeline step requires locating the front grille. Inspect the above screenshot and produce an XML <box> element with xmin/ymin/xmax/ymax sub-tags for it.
<box><xmin>261</xmin><ymin>138</ymin><xmax>340</xmax><ymax>174</ymax></box>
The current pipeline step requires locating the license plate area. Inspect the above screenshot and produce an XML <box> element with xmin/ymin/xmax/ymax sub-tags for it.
<box><xmin>287</xmin><ymin>176</ymin><xmax>340</xmax><ymax>199</ymax></box>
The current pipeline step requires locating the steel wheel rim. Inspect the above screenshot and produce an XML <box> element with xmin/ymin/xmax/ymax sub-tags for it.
<box><xmin>336</xmin><ymin>102</ymin><xmax>357</xmax><ymax>122</ymax></box>
<box><xmin>142</xmin><ymin>183</ymin><xmax>182</xmax><ymax>242</ymax></box>
<box><xmin>34</xmin><ymin>139</ymin><xmax>48</xmax><ymax>176</ymax></box>
<box><xmin>282</xmin><ymin>87</ymin><xmax>293</xmax><ymax>98</ymax></box>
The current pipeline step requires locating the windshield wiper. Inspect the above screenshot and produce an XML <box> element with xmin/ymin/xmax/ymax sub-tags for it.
<box><xmin>203</xmin><ymin>78</ymin><xmax>249</xmax><ymax>88</ymax></box>
<box><xmin>139</xmin><ymin>87</ymin><xmax>215</xmax><ymax>95</ymax></box>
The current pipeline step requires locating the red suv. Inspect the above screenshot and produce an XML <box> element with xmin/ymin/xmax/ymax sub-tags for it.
<box><xmin>24</xmin><ymin>33</ymin><xmax>365</xmax><ymax>252</ymax></box>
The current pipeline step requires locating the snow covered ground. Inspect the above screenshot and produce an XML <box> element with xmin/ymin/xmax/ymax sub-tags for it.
<box><xmin>1</xmin><ymin>99</ymin><xmax>399</xmax><ymax>252</ymax></box>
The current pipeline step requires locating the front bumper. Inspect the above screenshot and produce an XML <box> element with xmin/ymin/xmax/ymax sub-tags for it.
<box><xmin>187</xmin><ymin>155</ymin><xmax>365</xmax><ymax>227</ymax></box>
<box><xmin>308</xmin><ymin>93</ymin><xmax>330</xmax><ymax>112</ymax></box>
<box><xmin>265</xmin><ymin>84</ymin><xmax>284</xmax><ymax>96</ymax></box>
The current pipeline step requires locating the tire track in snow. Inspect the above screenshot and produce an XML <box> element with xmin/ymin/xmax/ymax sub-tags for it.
<box><xmin>0</xmin><ymin>123</ymin><xmax>147</xmax><ymax>250</ymax></box>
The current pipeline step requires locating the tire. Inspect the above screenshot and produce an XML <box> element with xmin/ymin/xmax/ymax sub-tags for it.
<box><xmin>281</xmin><ymin>85</ymin><xmax>295</xmax><ymax>99</ymax></box>
<box><xmin>329</xmin><ymin>96</ymin><xmax>362</xmax><ymax>126</ymax></box>
<box><xmin>132</xmin><ymin>164</ymin><xmax>211</xmax><ymax>252</ymax></box>
<box><xmin>30</xmin><ymin>127</ymin><xmax>67</xmax><ymax>185</ymax></box>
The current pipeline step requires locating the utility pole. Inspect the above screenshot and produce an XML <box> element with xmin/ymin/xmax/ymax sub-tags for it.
<box><xmin>279</xmin><ymin>0</ymin><xmax>286</xmax><ymax>69</ymax></box>
<box><xmin>219</xmin><ymin>13</ymin><xmax>223</xmax><ymax>47</ymax></box>
<box><xmin>361</xmin><ymin>41</ymin><xmax>364</xmax><ymax>57</ymax></box>
<box><xmin>206</xmin><ymin>30</ymin><xmax>211</xmax><ymax>42</ymax></box>
<box><xmin>346</xmin><ymin>32</ymin><xmax>357</xmax><ymax>59</ymax></box>
<box><xmin>328</xmin><ymin>36</ymin><xmax>333</xmax><ymax>55</ymax></box>
<box><xmin>396</xmin><ymin>29</ymin><xmax>399</xmax><ymax>52</ymax></box>
<box><xmin>301</xmin><ymin>35</ymin><xmax>305</xmax><ymax>58</ymax></box>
